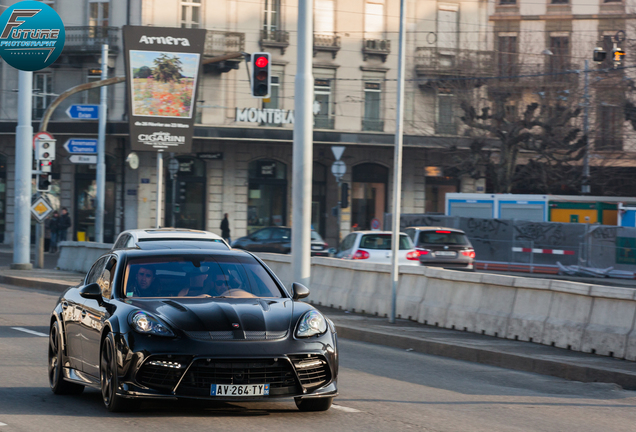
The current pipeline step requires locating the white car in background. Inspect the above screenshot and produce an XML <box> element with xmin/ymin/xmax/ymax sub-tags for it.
<box><xmin>334</xmin><ymin>231</ymin><xmax>421</xmax><ymax>265</ymax></box>
<box><xmin>111</xmin><ymin>228</ymin><xmax>229</xmax><ymax>250</ymax></box>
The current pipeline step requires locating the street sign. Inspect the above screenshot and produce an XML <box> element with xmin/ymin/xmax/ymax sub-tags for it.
<box><xmin>331</xmin><ymin>160</ymin><xmax>346</xmax><ymax>179</ymax></box>
<box><xmin>371</xmin><ymin>218</ymin><xmax>381</xmax><ymax>231</ymax></box>
<box><xmin>69</xmin><ymin>155</ymin><xmax>97</xmax><ymax>164</ymax></box>
<box><xmin>66</xmin><ymin>104</ymin><xmax>99</xmax><ymax>120</ymax></box>
<box><xmin>33</xmin><ymin>131</ymin><xmax>54</xmax><ymax>150</ymax></box>
<box><xmin>331</xmin><ymin>146</ymin><xmax>345</xmax><ymax>161</ymax></box>
<box><xmin>31</xmin><ymin>196</ymin><xmax>53</xmax><ymax>222</ymax></box>
<box><xmin>63</xmin><ymin>138</ymin><xmax>97</xmax><ymax>154</ymax></box>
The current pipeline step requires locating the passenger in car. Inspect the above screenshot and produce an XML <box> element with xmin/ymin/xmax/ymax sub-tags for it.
<box><xmin>179</xmin><ymin>267</ymin><xmax>210</xmax><ymax>296</ymax></box>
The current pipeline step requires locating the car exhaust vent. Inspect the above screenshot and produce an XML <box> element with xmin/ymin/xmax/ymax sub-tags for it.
<box><xmin>289</xmin><ymin>355</ymin><xmax>331</xmax><ymax>390</ymax></box>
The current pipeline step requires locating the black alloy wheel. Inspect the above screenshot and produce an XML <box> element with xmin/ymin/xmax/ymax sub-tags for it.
<box><xmin>294</xmin><ymin>397</ymin><xmax>333</xmax><ymax>412</ymax></box>
<box><xmin>100</xmin><ymin>333</ymin><xmax>139</xmax><ymax>412</ymax></box>
<box><xmin>48</xmin><ymin>321</ymin><xmax>84</xmax><ymax>395</ymax></box>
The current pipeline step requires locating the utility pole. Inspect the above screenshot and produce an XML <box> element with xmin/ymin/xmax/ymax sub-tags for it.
<box><xmin>389</xmin><ymin>0</ymin><xmax>407</xmax><ymax>323</ymax></box>
<box><xmin>292</xmin><ymin>0</ymin><xmax>314</xmax><ymax>287</ymax></box>
<box><xmin>95</xmin><ymin>44</ymin><xmax>108</xmax><ymax>242</ymax></box>
<box><xmin>12</xmin><ymin>71</ymin><xmax>34</xmax><ymax>270</ymax></box>
<box><xmin>581</xmin><ymin>59</ymin><xmax>590</xmax><ymax>195</ymax></box>
<box><xmin>156</xmin><ymin>152</ymin><xmax>163</xmax><ymax>228</ymax></box>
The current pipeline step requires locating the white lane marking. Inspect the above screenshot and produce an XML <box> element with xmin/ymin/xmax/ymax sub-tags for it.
<box><xmin>0</xmin><ymin>422</ymin><xmax>7</xmax><ymax>426</ymax></box>
<box><xmin>332</xmin><ymin>404</ymin><xmax>362</xmax><ymax>413</ymax></box>
<box><xmin>11</xmin><ymin>327</ymin><xmax>48</xmax><ymax>337</ymax></box>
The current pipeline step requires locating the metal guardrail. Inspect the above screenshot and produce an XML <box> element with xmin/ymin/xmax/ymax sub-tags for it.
<box><xmin>362</xmin><ymin>119</ymin><xmax>384</xmax><ymax>132</ymax></box>
<box><xmin>63</xmin><ymin>26</ymin><xmax>119</xmax><ymax>52</ymax></box>
<box><xmin>314</xmin><ymin>116</ymin><xmax>335</xmax><ymax>130</ymax></box>
<box><xmin>415</xmin><ymin>47</ymin><xmax>494</xmax><ymax>77</ymax></box>
<box><xmin>204</xmin><ymin>30</ymin><xmax>245</xmax><ymax>56</ymax></box>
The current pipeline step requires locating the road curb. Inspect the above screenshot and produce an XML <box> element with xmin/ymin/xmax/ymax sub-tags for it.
<box><xmin>0</xmin><ymin>275</ymin><xmax>74</xmax><ymax>293</ymax></box>
<box><xmin>336</xmin><ymin>324</ymin><xmax>636</xmax><ymax>390</ymax></box>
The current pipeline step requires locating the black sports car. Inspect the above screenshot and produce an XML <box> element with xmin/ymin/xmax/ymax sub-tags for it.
<box><xmin>48</xmin><ymin>248</ymin><xmax>338</xmax><ymax>412</ymax></box>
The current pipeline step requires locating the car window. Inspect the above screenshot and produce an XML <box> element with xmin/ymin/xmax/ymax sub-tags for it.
<box><xmin>418</xmin><ymin>231</ymin><xmax>470</xmax><ymax>246</ymax></box>
<box><xmin>86</xmin><ymin>257</ymin><xmax>107</xmax><ymax>285</ymax></box>
<box><xmin>359</xmin><ymin>234</ymin><xmax>411</xmax><ymax>250</ymax></box>
<box><xmin>125</xmin><ymin>236</ymin><xmax>136</xmax><ymax>247</ymax></box>
<box><xmin>251</xmin><ymin>228</ymin><xmax>272</xmax><ymax>241</ymax></box>
<box><xmin>339</xmin><ymin>234</ymin><xmax>356</xmax><ymax>252</ymax></box>
<box><xmin>404</xmin><ymin>229</ymin><xmax>415</xmax><ymax>241</ymax></box>
<box><xmin>113</xmin><ymin>235</ymin><xmax>128</xmax><ymax>249</ymax></box>
<box><xmin>97</xmin><ymin>258</ymin><xmax>115</xmax><ymax>298</ymax></box>
<box><xmin>271</xmin><ymin>228</ymin><xmax>290</xmax><ymax>240</ymax></box>
<box><xmin>123</xmin><ymin>255</ymin><xmax>284</xmax><ymax>298</ymax></box>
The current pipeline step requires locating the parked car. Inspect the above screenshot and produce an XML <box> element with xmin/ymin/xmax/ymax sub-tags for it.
<box><xmin>232</xmin><ymin>227</ymin><xmax>330</xmax><ymax>256</ymax></box>
<box><xmin>111</xmin><ymin>228</ymin><xmax>229</xmax><ymax>250</ymax></box>
<box><xmin>335</xmin><ymin>231</ymin><xmax>420</xmax><ymax>265</ymax></box>
<box><xmin>48</xmin><ymin>248</ymin><xmax>338</xmax><ymax>412</ymax></box>
<box><xmin>404</xmin><ymin>226</ymin><xmax>475</xmax><ymax>270</ymax></box>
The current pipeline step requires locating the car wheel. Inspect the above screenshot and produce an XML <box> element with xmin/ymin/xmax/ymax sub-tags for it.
<box><xmin>48</xmin><ymin>321</ymin><xmax>84</xmax><ymax>395</ymax></box>
<box><xmin>101</xmin><ymin>333</ymin><xmax>139</xmax><ymax>412</ymax></box>
<box><xmin>295</xmin><ymin>397</ymin><xmax>333</xmax><ymax>412</ymax></box>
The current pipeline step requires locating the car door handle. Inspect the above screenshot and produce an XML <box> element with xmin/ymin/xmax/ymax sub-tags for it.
<box><xmin>62</xmin><ymin>301</ymin><xmax>69</xmax><ymax>309</ymax></box>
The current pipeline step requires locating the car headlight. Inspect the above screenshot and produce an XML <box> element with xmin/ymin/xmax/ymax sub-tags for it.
<box><xmin>296</xmin><ymin>310</ymin><xmax>328</xmax><ymax>338</ymax></box>
<box><xmin>130</xmin><ymin>311</ymin><xmax>174</xmax><ymax>337</ymax></box>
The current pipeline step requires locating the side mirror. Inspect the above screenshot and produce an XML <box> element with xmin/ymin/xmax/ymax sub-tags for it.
<box><xmin>80</xmin><ymin>283</ymin><xmax>102</xmax><ymax>301</ymax></box>
<box><xmin>291</xmin><ymin>282</ymin><xmax>310</xmax><ymax>300</ymax></box>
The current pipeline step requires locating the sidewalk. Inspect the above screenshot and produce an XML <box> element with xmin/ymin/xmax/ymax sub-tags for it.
<box><xmin>1</xmin><ymin>266</ymin><xmax>636</xmax><ymax>390</ymax></box>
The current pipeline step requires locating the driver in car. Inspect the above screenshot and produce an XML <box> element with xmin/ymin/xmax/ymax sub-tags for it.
<box><xmin>128</xmin><ymin>265</ymin><xmax>160</xmax><ymax>297</ymax></box>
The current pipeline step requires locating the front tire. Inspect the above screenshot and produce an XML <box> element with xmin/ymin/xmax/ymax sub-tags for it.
<box><xmin>295</xmin><ymin>397</ymin><xmax>333</xmax><ymax>412</ymax></box>
<box><xmin>101</xmin><ymin>333</ymin><xmax>139</xmax><ymax>412</ymax></box>
<box><xmin>48</xmin><ymin>321</ymin><xmax>84</xmax><ymax>395</ymax></box>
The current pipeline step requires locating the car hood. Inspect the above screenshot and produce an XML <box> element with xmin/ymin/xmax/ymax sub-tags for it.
<box><xmin>130</xmin><ymin>297</ymin><xmax>294</xmax><ymax>334</ymax></box>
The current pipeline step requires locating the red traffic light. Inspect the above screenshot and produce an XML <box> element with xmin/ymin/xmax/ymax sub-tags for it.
<box><xmin>255</xmin><ymin>56</ymin><xmax>268</xmax><ymax>68</ymax></box>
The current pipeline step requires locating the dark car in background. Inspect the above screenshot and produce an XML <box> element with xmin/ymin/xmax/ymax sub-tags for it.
<box><xmin>48</xmin><ymin>248</ymin><xmax>338</xmax><ymax>412</ymax></box>
<box><xmin>232</xmin><ymin>227</ymin><xmax>330</xmax><ymax>256</ymax></box>
<box><xmin>404</xmin><ymin>226</ymin><xmax>475</xmax><ymax>270</ymax></box>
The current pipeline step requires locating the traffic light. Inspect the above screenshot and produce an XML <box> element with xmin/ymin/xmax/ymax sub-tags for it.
<box><xmin>36</xmin><ymin>174</ymin><xmax>51</xmax><ymax>192</ymax></box>
<box><xmin>251</xmin><ymin>52</ymin><xmax>271</xmax><ymax>98</ymax></box>
<box><xmin>593</xmin><ymin>47</ymin><xmax>607</xmax><ymax>63</ymax></box>
<box><xmin>35</xmin><ymin>138</ymin><xmax>56</xmax><ymax>161</ymax></box>
<box><xmin>613</xmin><ymin>47</ymin><xmax>626</xmax><ymax>64</ymax></box>
<box><xmin>340</xmin><ymin>183</ymin><xmax>349</xmax><ymax>209</ymax></box>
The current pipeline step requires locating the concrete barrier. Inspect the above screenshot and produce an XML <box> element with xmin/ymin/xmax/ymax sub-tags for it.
<box><xmin>506</xmin><ymin>278</ymin><xmax>553</xmax><ymax>343</ymax></box>
<box><xmin>541</xmin><ymin>281</ymin><xmax>593</xmax><ymax>351</ymax></box>
<box><xmin>56</xmin><ymin>241</ymin><xmax>112</xmax><ymax>273</ymax></box>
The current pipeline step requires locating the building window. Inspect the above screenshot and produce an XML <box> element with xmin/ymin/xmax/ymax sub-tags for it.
<box><xmin>596</xmin><ymin>105</ymin><xmax>622</xmax><ymax>150</ymax></box>
<box><xmin>499</xmin><ymin>0</ymin><xmax>516</xmax><ymax>5</ymax></box>
<box><xmin>548</xmin><ymin>36</ymin><xmax>569</xmax><ymax>80</ymax></box>
<box><xmin>314</xmin><ymin>79</ymin><xmax>334</xmax><ymax>129</ymax></box>
<box><xmin>33</xmin><ymin>73</ymin><xmax>53</xmax><ymax>120</ymax></box>
<box><xmin>86</xmin><ymin>69</ymin><xmax>102</xmax><ymax>105</ymax></box>
<box><xmin>550</xmin><ymin>0</ymin><xmax>568</xmax><ymax>4</ymax></box>
<box><xmin>603</xmin><ymin>0</ymin><xmax>622</xmax><ymax>3</ymax></box>
<box><xmin>263</xmin><ymin>0</ymin><xmax>281</xmax><ymax>34</ymax></box>
<box><xmin>89</xmin><ymin>0</ymin><xmax>109</xmax><ymax>27</ymax></box>
<box><xmin>437</xmin><ymin>5</ymin><xmax>458</xmax><ymax>51</ymax></box>
<box><xmin>498</xmin><ymin>36</ymin><xmax>518</xmax><ymax>79</ymax></box>
<box><xmin>181</xmin><ymin>0</ymin><xmax>201</xmax><ymax>28</ymax></box>
<box><xmin>363</xmin><ymin>82</ymin><xmax>383</xmax><ymax>131</ymax></box>
<box><xmin>262</xmin><ymin>76</ymin><xmax>281</xmax><ymax>126</ymax></box>
<box><xmin>365</xmin><ymin>0</ymin><xmax>384</xmax><ymax>39</ymax></box>
<box><xmin>436</xmin><ymin>92</ymin><xmax>456</xmax><ymax>135</ymax></box>
<box><xmin>315</xmin><ymin>0</ymin><xmax>334</xmax><ymax>35</ymax></box>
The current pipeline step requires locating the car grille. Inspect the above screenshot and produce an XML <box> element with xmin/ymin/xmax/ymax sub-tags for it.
<box><xmin>176</xmin><ymin>358</ymin><xmax>298</xmax><ymax>395</ymax></box>
<box><xmin>184</xmin><ymin>330</ymin><xmax>288</xmax><ymax>341</ymax></box>
<box><xmin>289</xmin><ymin>355</ymin><xmax>331</xmax><ymax>390</ymax></box>
<box><xmin>136</xmin><ymin>356</ymin><xmax>190</xmax><ymax>391</ymax></box>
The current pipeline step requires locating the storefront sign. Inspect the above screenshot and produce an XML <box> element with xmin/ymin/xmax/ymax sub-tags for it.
<box><xmin>198</xmin><ymin>152</ymin><xmax>223</xmax><ymax>160</ymax></box>
<box><xmin>123</xmin><ymin>25</ymin><xmax>206</xmax><ymax>153</ymax></box>
<box><xmin>259</xmin><ymin>161</ymin><xmax>277</xmax><ymax>177</ymax></box>
<box><xmin>235</xmin><ymin>108</ymin><xmax>294</xmax><ymax>124</ymax></box>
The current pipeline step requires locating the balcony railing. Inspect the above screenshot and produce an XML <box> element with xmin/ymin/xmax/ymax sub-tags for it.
<box><xmin>204</xmin><ymin>30</ymin><xmax>245</xmax><ymax>56</ymax></box>
<box><xmin>314</xmin><ymin>116</ymin><xmax>335</xmax><ymax>130</ymax></box>
<box><xmin>363</xmin><ymin>39</ymin><xmax>391</xmax><ymax>61</ymax></box>
<box><xmin>415</xmin><ymin>47</ymin><xmax>494</xmax><ymax>79</ymax></box>
<box><xmin>436</xmin><ymin>122</ymin><xmax>458</xmax><ymax>135</ymax></box>
<box><xmin>260</xmin><ymin>30</ymin><xmax>290</xmax><ymax>54</ymax></box>
<box><xmin>362</xmin><ymin>119</ymin><xmax>384</xmax><ymax>132</ymax></box>
<box><xmin>314</xmin><ymin>33</ymin><xmax>341</xmax><ymax>59</ymax></box>
<box><xmin>63</xmin><ymin>26</ymin><xmax>119</xmax><ymax>54</ymax></box>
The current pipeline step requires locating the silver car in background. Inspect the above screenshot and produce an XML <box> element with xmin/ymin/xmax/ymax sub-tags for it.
<box><xmin>335</xmin><ymin>231</ymin><xmax>421</xmax><ymax>265</ymax></box>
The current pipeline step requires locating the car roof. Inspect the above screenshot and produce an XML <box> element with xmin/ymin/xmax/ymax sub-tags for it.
<box><xmin>134</xmin><ymin>240</ymin><xmax>230</xmax><ymax>251</ymax></box>
<box><xmin>351</xmin><ymin>230</ymin><xmax>408</xmax><ymax>235</ymax></box>
<box><xmin>405</xmin><ymin>226</ymin><xmax>466</xmax><ymax>233</ymax></box>
<box><xmin>120</xmin><ymin>228</ymin><xmax>223</xmax><ymax>240</ymax></box>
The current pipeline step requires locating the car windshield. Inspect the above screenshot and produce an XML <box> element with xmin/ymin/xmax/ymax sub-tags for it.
<box><xmin>137</xmin><ymin>238</ymin><xmax>223</xmax><ymax>243</ymax></box>
<box><xmin>311</xmin><ymin>231</ymin><xmax>324</xmax><ymax>242</ymax></box>
<box><xmin>123</xmin><ymin>254</ymin><xmax>283</xmax><ymax>299</ymax></box>
<box><xmin>418</xmin><ymin>231</ymin><xmax>470</xmax><ymax>246</ymax></box>
<box><xmin>359</xmin><ymin>234</ymin><xmax>412</xmax><ymax>250</ymax></box>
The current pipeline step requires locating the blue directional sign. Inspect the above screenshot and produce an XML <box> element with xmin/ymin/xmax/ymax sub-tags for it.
<box><xmin>66</xmin><ymin>104</ymin><xmax>99</xmax><ymax>120</ymax></box>
<box><xmin>63</xmin><ymin>139</ymin><xmax>97</xmax><ymax>154</ymax></box>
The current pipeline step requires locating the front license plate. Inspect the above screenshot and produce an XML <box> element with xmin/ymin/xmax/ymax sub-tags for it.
<box><xmin>435</xmin><ymin>251</ymin><xmax>456</xmax><ymax>257</ymax></box>
<box><xmin>211</xmin><ymin>384</ymin><xmax>270</xmax><ymax>397</ymax></box>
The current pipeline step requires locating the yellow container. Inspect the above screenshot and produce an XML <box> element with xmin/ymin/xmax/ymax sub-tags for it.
<box><xmin>77</xmin><ymin>231</ymin><xmax>86</xmax><ymax>242</ymax></box>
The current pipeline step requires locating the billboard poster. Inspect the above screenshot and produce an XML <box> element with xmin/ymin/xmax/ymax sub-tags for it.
<box><xmin>123</xmin><ymin>25</ymin><xmax>205</xmax><ymax>153</ymax></box>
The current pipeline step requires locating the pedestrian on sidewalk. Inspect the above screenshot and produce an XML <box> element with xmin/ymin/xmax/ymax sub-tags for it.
<box><xmin>220</xmin><ymin>213</ymin><xmax>231</xmax><ymax>245</ymax></box>
<box><xmin>47</xmin><ymin>211</ymin><xmax>60</xmax><ymax>253</ymax></box>
<box><xmin>57</xmin><ymin>207</ymin><xmax>71</xmax><ymax>243</ymax></box>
